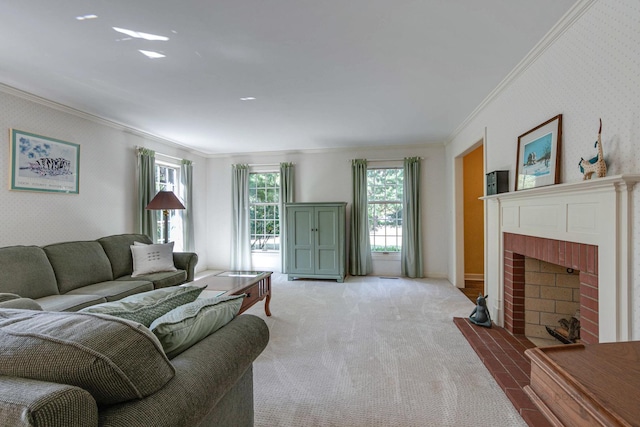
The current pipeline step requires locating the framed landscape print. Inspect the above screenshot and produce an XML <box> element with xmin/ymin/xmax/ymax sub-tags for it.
<box><xmin>10</xmin><ymin>129</ymin><xmax>80</xmax><ymax>194</ymax></box>
<box><xmin>515</xmin><ymin>114</ymin><xmax>562</xmax><ymax>191</ymax></box>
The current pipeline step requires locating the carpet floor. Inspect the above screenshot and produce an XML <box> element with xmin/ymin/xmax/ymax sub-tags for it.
<box><xmin>243</xmin><ymin>274</ymin><xmax>527</xmax><ymax>427</ymax></box>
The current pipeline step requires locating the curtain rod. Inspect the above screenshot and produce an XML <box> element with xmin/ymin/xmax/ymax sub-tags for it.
<box><xmin>136</xmin><ymin>146</ymin><xmax>195</xmax><ymax>164</ymax></box>
<box><xmin>348</xmin><ymin>157</ymin><xmax>423</xmax><ymax>162</ymax></box>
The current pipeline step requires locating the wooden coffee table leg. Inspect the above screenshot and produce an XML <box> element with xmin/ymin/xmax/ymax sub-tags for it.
<box><xmin>264</xmin><ymin>293</ymin><xmax>271</xmax><ymax>316</ymax></box>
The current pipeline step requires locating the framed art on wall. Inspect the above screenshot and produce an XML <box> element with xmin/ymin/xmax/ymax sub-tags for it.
<box><xmin>9</xmin><ymin>129</ymin><xmax>80</xmax><ymax>194</ymax></box>
<box><xmin>515</xmin><ymin>114</ymin><xmax>562</xmax><ymax>191</ymax></box>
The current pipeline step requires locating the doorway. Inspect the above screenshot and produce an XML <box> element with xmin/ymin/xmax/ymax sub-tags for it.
<box><xmin>457</xmin><ymin>142</ymin><xmax>485</xmax><ymax>301</ymax></box>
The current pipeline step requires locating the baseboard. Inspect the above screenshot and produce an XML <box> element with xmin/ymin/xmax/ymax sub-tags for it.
<box><xmin>464</xmin><ymin>274</ymin><xmax>484</xmax><ymax>281</ymax></box>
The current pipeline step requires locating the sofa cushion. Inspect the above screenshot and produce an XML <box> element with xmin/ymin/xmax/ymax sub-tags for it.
<box><xmin>130</xmin><ymin>242</ymin><xmax>177</xmax><ymax>277</ymax></box>
<box><xmin>0</xmin><ymin>297</ymin><xmax>42</xmax><ymax>311</ymax></box>
<box><xmin>43</xmin><ymin>241</ymin><xmax>113</xmax><ymax>294</ymax></box>
<box><xmin>0</xmin><ymin>246</ymin><xmax>59</xmax><ymax>299</ymax></box>
<box><xmin>98</xmin><ymin>233</ymin><xmax>153</xmax><ymax>279</ymax></box>
<box><xmin>150</xmin><ymin>295</ymin><xmax>244</xmax><ymax>358</ymax></box>
<box><xmin>65</xmin><ymin>280</ymin><xmax>153</xmax><ymax>302</ymax></box>
<box><xmin>0</xmin><ymin>309</ymin><xmax>175</xmax><ymax>405</ymax></box>
<box><xmin>80</xmin><ymin>285</ymin><xmax>205</xmax><ymax>327</ymax></box>
<box><xmin>35</xmin><ymin>294</ymin><xmax>107</xmax><ymax>312</ymax></box>
<box><xmin>116</xmin><ymin>269</ymin><xmax>187</xmax><ymax>289</ymax></box>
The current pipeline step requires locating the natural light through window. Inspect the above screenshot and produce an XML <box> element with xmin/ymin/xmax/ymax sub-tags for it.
<box><xmin>368</xmin><ymin>168</ymin><xmax>403</xmax><ymax>252</ymax></box>
<box><xmin>249</xmin><ymin>172</ymin><xmax>280</xmax><ymax>252</ymax></box>
<box><xmin>155</xmin><ymin>162</ymin><xmax>183</xmax><ymax>250</ymax></box>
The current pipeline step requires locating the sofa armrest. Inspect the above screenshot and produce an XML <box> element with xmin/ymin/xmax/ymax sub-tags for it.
<box><xmin>99</xmin><ymin>314</ymin><xmax>269</xmax><ymax>427</ymax></box>
<box><xmin>172</xmin><ymin>252</ymin><xmax>198</xmax><ymax>282</ymax></box>
<box><xmin>0</xmin><ymin>375</ymin><xmax>98</xmax><ymax>427</ymax></box>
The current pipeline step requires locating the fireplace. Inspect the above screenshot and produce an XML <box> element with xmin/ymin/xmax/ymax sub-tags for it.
<box><xmin>503</xmin><ymin>233</ymin><xmax>598</xmax><ymax>343</ymax></box>
<box><xmin>486</xmin><ymin>175</ymin><xmax>640</xmax><ymax>343</ymax></box>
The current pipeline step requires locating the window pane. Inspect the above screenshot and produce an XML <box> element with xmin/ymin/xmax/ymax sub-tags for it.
<box><xmin>249</xmin><ymin>172</ymin><xmax>281</xmax><ymax>251</ymax></box>
<box><xmin>368</xmin><ymin>168</ymin><xmax>403</xmax><ymax>252</ymax></box>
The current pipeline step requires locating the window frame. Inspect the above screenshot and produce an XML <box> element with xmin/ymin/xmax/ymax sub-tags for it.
<box><xmin>249</xmin><ymin>170</ymin><xmax>281</xmax><ymax>253</ymax></box>
<box><xmin>154</xmin><ymin>159</ymin><xmax>183</xmax><ymax>250</ymax></box>
<box><xmin>367</xmin><ymin>166</ymin><xmax>404</xmax><ymax>254</ymax></box>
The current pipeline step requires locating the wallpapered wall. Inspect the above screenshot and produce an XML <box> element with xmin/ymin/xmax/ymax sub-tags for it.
<box><xmin>446</xmin><ymin>0</ymin><xmax>640</xmax><ymax>338</ymax></box>
<box><xmin>0</xmin><ymin>89</ymin><xmax>207</xmax><ymax>259</ymax></box>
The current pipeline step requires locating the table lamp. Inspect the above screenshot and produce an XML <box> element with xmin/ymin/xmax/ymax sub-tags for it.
<box><xmin>145</xmin><ymin>190</ymin><xmax>185</xmax><ymax>243</ymax></box>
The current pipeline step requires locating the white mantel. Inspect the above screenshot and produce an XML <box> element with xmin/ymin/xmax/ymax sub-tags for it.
<box><xmin>484</xmin><ymin>175</ymin><xmax>640</xmax><ymax>342</ymax></box>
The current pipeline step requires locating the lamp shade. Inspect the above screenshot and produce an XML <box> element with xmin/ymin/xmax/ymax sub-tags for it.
<box><xmin>145</xmin><ymin>191</ymin><xmax>185</xmax><ymax>210</ymax></box>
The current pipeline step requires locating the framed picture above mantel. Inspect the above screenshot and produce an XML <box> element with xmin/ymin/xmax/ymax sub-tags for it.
<box><xmin>9</xmin><ymin>129</ymin><xmax>80</xmax><ymax>194</ymax></box>
<box><xmin>515</xmin><ymin>114</ymin><xmax>562</xmax><ymax>191</ymax></box>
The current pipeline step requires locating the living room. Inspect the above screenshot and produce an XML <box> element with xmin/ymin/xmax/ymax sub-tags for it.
<box><xmin>1</xmin><ymin>0</ymin><xmax>639</xmax><ymax>426</ymax></box>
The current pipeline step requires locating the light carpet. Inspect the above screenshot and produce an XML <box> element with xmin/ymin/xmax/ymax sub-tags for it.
<box><xmin>244</xmin><ymin>274</ymin><xmax>526</xmax><ymax>427</ymax></box>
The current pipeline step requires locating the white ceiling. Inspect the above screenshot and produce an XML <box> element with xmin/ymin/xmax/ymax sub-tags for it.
<box><xmin>0</xmin><ymin>1</ymin><xmax>577</xmax><ymax>155</ymax></box>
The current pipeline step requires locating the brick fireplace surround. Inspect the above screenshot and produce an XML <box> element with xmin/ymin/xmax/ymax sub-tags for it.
<box><xmin>503</xmin><ymin>233</ymin><xmax>599</xmax><ymax>343</ymax></box>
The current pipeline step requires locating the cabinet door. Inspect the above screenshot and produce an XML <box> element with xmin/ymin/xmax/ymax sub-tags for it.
<box><xmin>314</xmin><ymin>206</ymin><xmax>340</xmax><ymax>275</ymax></box>
<box><xmin>287</xmin><ymin>206</ymin><xmax>315</xmax><ymax>274</ymax></box>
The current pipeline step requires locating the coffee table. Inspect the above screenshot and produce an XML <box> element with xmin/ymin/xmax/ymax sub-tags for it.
<box><xmin>196</xmin><ymin>271</ymin><xmax>272</xmax><ymax>316</ymax></box>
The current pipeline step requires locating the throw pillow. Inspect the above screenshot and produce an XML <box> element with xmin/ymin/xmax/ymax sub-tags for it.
<box><xmin>130</xmin><ymin>242</ymin><xmax>177</xmax><ymax>277</ymax></box>
<box><xmin>150</xmin><ymin>295</ymin><xmax>244</xmax><ymax>359</ymax></box>
<box><xmin>79</xmin><ymin>285</ymin><xmax>205</xmax><ymax>327</ymax></box>
<box><xmin>0</xmin><ymin>309</ymin><xmax>175</xmax><ymax>405</ymax></box>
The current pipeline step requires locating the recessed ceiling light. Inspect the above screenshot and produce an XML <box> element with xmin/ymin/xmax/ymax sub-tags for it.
<box><xmin>240</xmin><ymin>97</ymin><xmax>256</xmax><ymax>101</ymax></box>
<box><xmin>113</xmin><ymin>27</ymin><xmax>169</xmax><ymax>41</ymax></box>
<box><xmin>139</xmin><ymin>50</ymin><xmax>166</xmax><ymax>59</ymax></box>
<box><xmin>76</xmin><ymin>14</ymin><xmax>98</xmax><ymax>21</ymax></box>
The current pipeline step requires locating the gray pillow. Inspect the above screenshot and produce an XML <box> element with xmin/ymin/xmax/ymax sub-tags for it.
<box><xmin>80</xmin><ymin>285</ymin><xmax>204</xmax><ymax>327</ymax></box>
<box><xmin>150</xmin><ymin>295</ymin><xmax>244</xmax><ymax>358</ymax></box>
<box><xmin>0</xmin><ymin>309</ymin><xmax>175</xmax><ymax>405</ymax></box>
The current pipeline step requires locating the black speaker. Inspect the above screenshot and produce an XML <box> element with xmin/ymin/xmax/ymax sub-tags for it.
<box><xmin>486</xmin><ymin>170</ymin><xmax>509</xmax><ymax>195</ymax></box>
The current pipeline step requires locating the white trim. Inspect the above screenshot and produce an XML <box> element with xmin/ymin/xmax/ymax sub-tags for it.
<box><xmin>464</xmin><ymin>274</ymin><xmax>484</xmax><ymax>281</ymax></box>
<box><xmin>446</xmin><ymin>0</ymin><xmax>597</xmax><ymax>145</ymax></box>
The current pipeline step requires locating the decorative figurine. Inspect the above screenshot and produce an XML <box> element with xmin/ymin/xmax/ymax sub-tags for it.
<box><xmin>578</xmin><ymin>118</ymin><xmax>607</xmax><ymax>180</ymax></box>
<box><xmin>469</xmin><ymin>293</ymin><xmax>492</xmax><ymax>328</ymax></box>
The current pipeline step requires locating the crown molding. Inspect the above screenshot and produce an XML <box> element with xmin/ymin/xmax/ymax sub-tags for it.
<box><xmin>445</xmin><ymin>0</ymin><xmax>597</xmax><ymax>145</ymax></box>
<box><xmin>0</xmin><ymin>82</ymin><xmax>209</xmax><ymax>157</ymax></box>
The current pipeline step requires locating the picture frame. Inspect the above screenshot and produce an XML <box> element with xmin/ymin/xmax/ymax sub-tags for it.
<box><xmin>515</xmin><ymin>114</ymin><xmax>562</xmax><ymax>191</ymax></box>
<box><xmin>9</xmin><ymin>129</ymin><xmax>80</xmax><ymax>194</ymax></box>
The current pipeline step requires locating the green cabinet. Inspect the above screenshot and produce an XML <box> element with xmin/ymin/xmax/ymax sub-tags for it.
<box><xmin>285</xmin><ymin>202</ymin><xmax>346</xmax><ymax>282</ymax></box>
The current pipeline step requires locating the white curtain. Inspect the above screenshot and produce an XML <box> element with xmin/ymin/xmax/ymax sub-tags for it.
<box><xmin>231</xmin><ymin>164</ymin><xmax>252</xmax><ymax>270</ymax></box>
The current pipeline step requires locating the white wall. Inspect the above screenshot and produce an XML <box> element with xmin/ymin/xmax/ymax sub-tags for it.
<box><xmin>445</xmin><ymin>0</ymin><xmax>640</xmax><ymax>338</ymax></box>
<box><xmin>0</xmin><ymin>88</ymin><xmax>209</xmax><ymax>270</ymax></box>
<box><xmin>205</xmin><ymin>144</ymin><xmax>448</xmax><ymax>278</ymax></box>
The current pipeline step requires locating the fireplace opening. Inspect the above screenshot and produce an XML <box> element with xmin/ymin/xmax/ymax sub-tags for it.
<box><xmin>524</xmin><ymin>257</ymin><xmax>581</xmax><ymax>346</ymax></box>
<box><xmin>503</xmin><ymin>233</ymin><xmax>598</xmax><ymax>345</ymax></box>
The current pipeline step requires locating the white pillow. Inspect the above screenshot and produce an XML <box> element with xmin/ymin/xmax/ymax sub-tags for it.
<box><xmin>130</xmin><ymin>242</ymin><xmax>177</xmax><ymax>277</ymax></box>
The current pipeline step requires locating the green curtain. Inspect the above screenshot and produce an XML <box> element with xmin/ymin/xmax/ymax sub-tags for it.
<box><xmin>349</xmin><ymin>159</ymin><xmax>373</xmax><ymax>276</ymax></box>
<box><xmin>180</xmin><ymin>159</ymin><xmax>195</xmax><ymax>252</ymax></box>
<box><xmin>279</xmin><ymin>162</ymin><xmax>295</xmax><ymax>273</ymax></box>
<box><xmin>401</xmin><ymin>157</ymin><xmax>423</xmax><ymax>278</ymax></box>
<box><xmin>137</xmin><ymin>148</ymin><xmax>156</xmax><ymax>241</ymax></box>
<box><xmin>231</xmin><ymin>164</ymin><xmax>252</xmax><ymax>270</ymax></box>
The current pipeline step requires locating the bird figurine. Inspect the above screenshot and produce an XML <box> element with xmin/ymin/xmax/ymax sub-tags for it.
<box><xmin>578</xmin><ymin>119</ymin><xmax>607</xmax><ymax>180</ymax></box>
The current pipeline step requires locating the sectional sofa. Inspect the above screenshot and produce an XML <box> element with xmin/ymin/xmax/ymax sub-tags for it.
<box><xmin>0</xmin><ymin>233</ymin><xmax>198</xmax><ymax>311</ymax></box>
<box><xmin>0</xmin><ymin>233</ymin><xmax>270</xmax><ymax>427</ymax></box>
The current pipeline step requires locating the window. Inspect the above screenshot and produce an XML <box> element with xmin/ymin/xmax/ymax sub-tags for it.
<box><xmin>155</xmin><ymin>162</ymin><xmax>183</xmax><ymax>250</ymax></box>
<box><xmin>368</xmin><ymin>168</ymin><xmax>403</xmax><ymax>252</ymax></box>
<box><xmin>249</xmin><ymin>172</ymin><xmax>280</xmax><ymax>251</ymax></box>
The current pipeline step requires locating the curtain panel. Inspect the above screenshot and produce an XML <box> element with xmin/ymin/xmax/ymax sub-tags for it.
<box><xmin>349</xmin><ymin>159</ymin><xmax>373</xmax><ymax>275</ymax></box>
<box><xmin>401</xmin><ymin>157</ymin><xmax>423</xmax><ymax>278</ymax></box>
<box><xmin>231</xmin><ymin>164</ymin><xmax>252</xmax><ymax>270</ymax></box>
<box><xmin>279</xmin><ymin>162</ymin><xmax>294</xmax><ymax>272</ymax></box>
<box><xmin>137</xmin><ymin>148</ymin><xmax>157</xmax><ymax>241</ymax></box>
<box><xmin>180</xmin><ymin>159</ymin><xmax>195</xmax><ymax>252</ymax></box>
